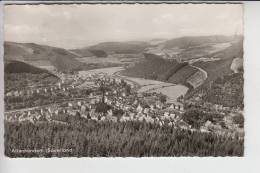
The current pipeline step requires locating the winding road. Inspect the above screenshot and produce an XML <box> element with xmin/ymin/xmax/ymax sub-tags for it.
<box><xmin>190</xmin><ymin>64</ymin><xmax>208</xmax><ymax>79</ymax></box>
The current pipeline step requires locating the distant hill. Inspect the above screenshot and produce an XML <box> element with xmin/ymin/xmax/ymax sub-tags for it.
<box><xmin>163</xmin><ymin>35</ymin><xmax>239</xmax><ymax>49</ymax></box>
<box><xmin>87</xmin><ymin>41</ymin><xmax>151</xmax><ymax>54</ymax></box>
<box><xmin>88</xmin><ymin>49</ymin><xmax>108</xmax><ymax>57</ymax></box>
<box><xmin>70</xmin><ymin>48</ymin><xmax>95</xmax><ymax>57</ymax></box>
<box><xmin>148</xmin><ymin>38</ymin><xmax>168</xmax><ymax>45</ymax></box>
<box><xmin>121</xmin><ymin>37</ymin><xmax>243</xmax><ymax>91</ymax></box>
<box><xmin>4</xmin><ymin>42</ymin><xmax>83</xmax><ymax>72</ymax></box>
<box><xmin>121</xmin><ymin>53</ymin><xmax>199</xmax><ymax>86</ymax></box>
<box><xmin>71</xmin><ymin>41</ymin><xmax>151</xmax><ymax>57</ymax></box>
<box><xmin>5</xmin><ymin>60</ymin><xmax>53</xmax><ymax>74</ymax></box>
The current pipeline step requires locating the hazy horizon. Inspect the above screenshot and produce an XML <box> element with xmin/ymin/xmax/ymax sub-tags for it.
<box><xmin>4</xmin><ymin>4</ymin><xmax>243</xmax><ymax>49</ymax></box>
<box><xmin>5</xmin><ymin>33</ymin><xmax>242</xmax><ymax>50</ymax></box>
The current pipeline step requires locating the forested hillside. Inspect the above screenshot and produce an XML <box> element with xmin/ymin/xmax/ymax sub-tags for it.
<box><xmin>185</xmin><ymin>40</ymin><xmax>243</xmax><ymax>98</ymax></box>
<box><xmin>202</xmin><ymin>73</ymin><xmax>244</xmax><ymax>108</ymax></box>
<box><xmin>5</xmin><ymin>61</ymin><xmax>52</xmax><ymax>74</ymax></box>
<box><xmin>5</xmin><ymin>119</ymin><xmax>243</xmax><ymax>157</ymax></box>
<box><xmin>4</xmin><ymin>61</ymin><xmax>59</xmax><ymax>92</ymax></box>
<box><xmin>121</xmin><ymin>53</ymin><xmax>198</xmax><ymax>86</ymax></box>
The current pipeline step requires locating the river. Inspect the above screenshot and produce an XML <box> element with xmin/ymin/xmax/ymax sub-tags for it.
<box><xmin>79</xmin><ymin>66</ymin><xmax>188</xmax><ymax>104</ymax></box>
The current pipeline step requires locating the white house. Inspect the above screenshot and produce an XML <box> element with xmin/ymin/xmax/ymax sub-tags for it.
<box><xmin>170</xmin><ymin>104</ymin><xmax>174</xmax><ymax>109</ymax></box>
<box><xmin>170</xmin><ymin>113</ymin><xmax>176</xmax><ymax>119</ymax></box>
<box><xmin>81</xmin><ymin>105</ymin><xmax>86</xmax><ymax>112</ymax></box>
<box><xmin>107</xmin><ymin>109</ymin><xmax>113</xmax><ymax>117</ymax></box>
<box><xmin>144</xmin><ymin>108</ymin><xmax>149</xmax><ymax>114</ymax></box>
<box><xmin>54</xmin><ymin>110</ymin><xmax>59</xmax><ymax>115</ymax></box>
<box><xmin>136</xmin><ymin>104</ymin><xmax>143</xmax><ymax>113</ymax></box>
<box><xmin>68</xmin><ymin>102</ymin><xmax>73</xmax><ymax>107</ymax></box>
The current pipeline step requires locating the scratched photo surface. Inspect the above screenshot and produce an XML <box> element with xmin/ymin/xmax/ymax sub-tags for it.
<box><xmin>3</xmin><ymin>3</ymin><xmax>244</xmax><ymax>157</ymax></box>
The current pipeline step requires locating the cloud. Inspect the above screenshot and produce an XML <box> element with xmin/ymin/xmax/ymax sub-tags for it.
<box><xmin>4</xmin><ymin>4</ymin><xmax>243</xmax><ymax>49</ymax></box>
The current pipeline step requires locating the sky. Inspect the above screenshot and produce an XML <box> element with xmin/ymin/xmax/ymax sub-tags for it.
<box><xmin>4</xmin><ymin>4</ymin><xmax>243</xmax><ymax>49</ymax></box>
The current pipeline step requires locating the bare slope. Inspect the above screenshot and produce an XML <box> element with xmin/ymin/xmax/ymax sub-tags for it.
<box><xmin>4</xmin><ymin>42</ymin><xmax>83</xmax><ymax>72</ymax></box>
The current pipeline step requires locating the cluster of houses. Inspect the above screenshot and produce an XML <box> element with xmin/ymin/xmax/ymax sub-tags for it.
<box><xmin>5</xmin><ymin>80</ymin><xmax>76</xmax><ymax>98</ymax></box>
<box><xmin>177</xmin><ymin>85</ymin><xmax>244</xmax><ymax>138</ymax></box>
<box><xmin>5</xmin><ymin>99</ymin><xmax>190</xmax><ymax>130</ymax></box>
<box><xmin>4</xmin><ymin>73</ymin><xmax>99</xmax><ymax>111</ymax></box>
<box><xmin>185</xmin><ymin>100</ymin><xmax>241</xmax><ymax>114</ymax></box>
<box><xmin>5</xmin><ymin>70</ymin><xmax>244</xmax><ymax>139</ymax></box>
<box><xmin>180</xmin><ymin>92</ymin><xmax>242</xmax><ymax>114</ymax></box>
<box><xmin>5</xmin><ymin>72</ymin><xmax>189</xmax><ymax>129</ymax></box>
<box><xmin>200</xmin><ymin>117</ymin><xmax>244</xmax><ymax>139</ymax></box>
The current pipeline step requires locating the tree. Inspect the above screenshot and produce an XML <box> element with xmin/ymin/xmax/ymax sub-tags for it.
<box><xmin>125</xmin><ymin>85</ymin><xmax>131</xmax><ymax>96</ymax></box>
<box><xmin>99</xmin><ymin>81</ymin><xmax>110</xmax><ymax>103</ymax></box>
<box><xmin>95</xmin><ymin>102</ymin><xmax>111</xmax><ymax>114</ymax></box>
<box><xmin>232</xmin><ymin>114</ymin><xmax>244</xmax><ymax>128</ymax></box>
<box><xmin>159</xmin><ymin>94</ymin><xmax>167</xmax><ymax>103</ymax></box>
<box><xmin>4</xmin><ymin>121</ymin><xmax>243</xmax><ymax>157</ymax></box>
<box><xmin>113</xmin><ymin>109</ymin><xmax>124</xmax><ymax>119</ymax></box>
<box><xmin>182</xmin><ymin>109</ymin><xmax>205</xmax><ymax>129</ymax></box>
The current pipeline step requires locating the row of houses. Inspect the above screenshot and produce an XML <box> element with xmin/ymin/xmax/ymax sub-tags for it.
<box><xmin>5</xmin><ymin>82</ymin><xmax>76</xmax><ymax>98</ymax></box>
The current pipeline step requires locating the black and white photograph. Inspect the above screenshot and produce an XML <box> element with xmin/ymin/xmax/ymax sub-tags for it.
<box><xmin>3</xmin><ymin>3</ymin><xmax>244</xmax><ymax>157</ymax></box>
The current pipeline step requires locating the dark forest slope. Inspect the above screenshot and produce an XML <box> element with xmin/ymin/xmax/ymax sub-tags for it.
<box><xmin>5</xmin><ymin>60</ymin><xmax>51</xmax><ymax>74</ymax></box>
<box><xmin>4</xmin><ymin>42</ymin><xmax>83</xmax><ymax>72</ymax></box>
<box><xmin>4</xmin><ymin>61</ymin><xmax>59</xmax><ymax>92</ymax></box>
<box><xmin>121</xmin><ymin>53</ymin><xmax>198</xmax><ymax>86</ymax></box>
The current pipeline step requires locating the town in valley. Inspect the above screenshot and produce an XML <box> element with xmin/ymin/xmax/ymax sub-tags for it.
<box><xmin>4</xmin><ymin>4</ymin><xmax>244</xmax><ymax>157</ymax></box>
